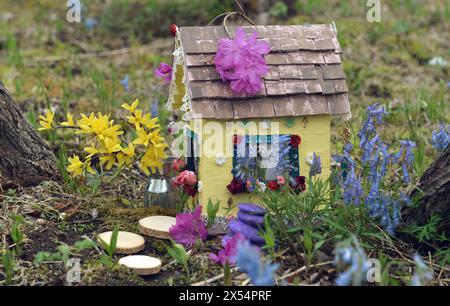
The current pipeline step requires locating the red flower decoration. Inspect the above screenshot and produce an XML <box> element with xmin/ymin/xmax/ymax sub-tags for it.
<box><xmin>183</xmin><ymin>185</ymin><xmax>198</xmax><ymax>197</ymax></box>
<box><xmin>227</xmin><ymin>178</ymin><xmax>246</xmax><ymax>194</ymax></box>
<box><xmin>290</xmin><ymin>176</ymin><xmax>306</xmax><ymax>192</ymax></box>
<box><xmin>290</xmin><ymin>135</ymin><xmax>302</xmax><ymax>147</ymax></box>
<box><xmin>233</xmin><ymin>135</ymin><xmax>243</xmax><ymax>145</ymax></box>
<box><xmin>267</xmin><ymin>180</ymin><xmax>280</xmax><ymax>191</ymax></box>
<box><xmin>169</xmin><ymin>24</ymin><xmax>178</xmax><ymax>36</ymax></box>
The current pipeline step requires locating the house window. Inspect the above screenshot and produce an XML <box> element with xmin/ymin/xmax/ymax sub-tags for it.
<box><xmin>231</xmin><ymin>134</ymin><xmax>300</xmax><ymax>185</ymax></box>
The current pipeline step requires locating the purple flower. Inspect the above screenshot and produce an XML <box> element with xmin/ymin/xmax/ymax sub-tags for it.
<box><xmin>154</xmin><ymin>63</ymin><xmax>172</xmax><ymax>84</ymax></box>
<box><xmin>209</xmin><ymin>233</ymin><xmax>246</xmax><ymax>266</ymax></box>
<box><xmin>429</xmin><ymin>124</ymin><xmax>450</xmax><ymax>151</ymax></box>
<box><xmin>169</xmin><ymin>206</ymin><xmax>208</xmax><ymax>247</ymax></box>
<box><xmin>215</xmin><ymin>27</ymin><xmax>270</xmax><ymax>95</ymax></box>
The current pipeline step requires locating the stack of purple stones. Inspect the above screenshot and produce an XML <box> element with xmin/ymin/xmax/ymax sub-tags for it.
<box><xmin>226</xmin><ymin>203</ymin><xmax>267</xmax><ymax>245</ymax></box>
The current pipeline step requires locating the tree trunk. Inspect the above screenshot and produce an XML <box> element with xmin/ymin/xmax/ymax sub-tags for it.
<box><xmin>0</xmin><ymin>84</ymin><xmax>59</xmax><ymax>188</ymax></box>
<box><xmin>404</xmin><ymin>145</ymin><xmax>450</xmax><ymax>236</ymax></box>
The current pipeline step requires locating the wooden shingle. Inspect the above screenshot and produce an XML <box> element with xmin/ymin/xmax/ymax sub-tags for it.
<box><xmin>178</xmin><ymin>25</ymin><xmax>350</xmax><ymax>119</ymax></box>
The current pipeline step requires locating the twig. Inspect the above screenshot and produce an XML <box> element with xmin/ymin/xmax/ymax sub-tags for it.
<box><xmin>192</xmin><ymin>268</ymin><xmax>239</xmax><ymax>286</ymax></box>
<box><xmin>376</xmin><ymin>225</ymin><xmax>450</xmax><ymax>273</ymax></box>
<box><xmin>280</xmin><ymin>261</ymin><xmax>334</xmax><ymax>281</ymax></box>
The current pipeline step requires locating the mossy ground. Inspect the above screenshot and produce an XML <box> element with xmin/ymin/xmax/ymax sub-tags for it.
<box><xmin>0</xmin><ymin>0</ymin><xmax>449</xmax><ymax>286</ymax></box>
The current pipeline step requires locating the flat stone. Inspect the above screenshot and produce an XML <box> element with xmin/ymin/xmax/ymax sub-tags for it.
<box><xmin>119</xmin><ymin>255</ymin><xmax>162</xmax><ymax>276</ymax></box>
<box><xmin>229</xmin><ymin>219</ymin><xmax>265</xmax><ymax>245</ymax></box>
<box><xmin>238</xmin><ymin>203</ymin><xmax>267</xmax><ymax>216</ymax></box>
<box><xmin>98</xmin><ymin>231</ymin><xmax>145</xmax><ymax>254</ymax></box>
<box><xmin>238</xmin><ymin>211</ymin><xmax>265</xmax><ymax>227</ymax></box>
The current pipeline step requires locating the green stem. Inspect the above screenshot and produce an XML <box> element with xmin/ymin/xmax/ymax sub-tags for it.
<box><xmin>224</xmin><ymin>262</ymin><xmax>232</xmax><ymax>286</ymax></box>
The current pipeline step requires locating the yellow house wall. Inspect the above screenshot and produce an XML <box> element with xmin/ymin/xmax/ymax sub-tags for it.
<box><xmin>193</xmin><ymin>115</ymin><xmax>331</xmax><ymax>215</ymax></box>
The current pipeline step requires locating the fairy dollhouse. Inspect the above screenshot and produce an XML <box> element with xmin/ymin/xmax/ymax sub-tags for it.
<box><xmin>166</xmin><ymin>24</ymin><xmax>351</xmax><ymax>214</ymax></box>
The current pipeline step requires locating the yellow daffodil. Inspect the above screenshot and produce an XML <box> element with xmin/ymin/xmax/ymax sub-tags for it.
<box><xmin>98</xmin><ymin>138</ymin><xmax>122</xmax><ymax>170</ymax></box>
<box><xmin>84</xmin><ymin>158</ymin><xmax>97</xmax><ymax>175</ymax></box>
<box><xmin>67</xmin><ymin>155</ymin><xmax>84</xmax><ymax>177</ymax></box>
<box><xmin>84</xmin><ymin>145</ymin><xmax>99</xmax><ymax>158</ymax></box>
<box><xmin>38</xmin><ymin>110</ymin><xmax>55</xmax><ymax>131</ymax></box>
<box><xmin>100</xmin><ymin>155</ymin><xmax>116</xmax><ymax>170</ymax></box>
<box><xmin>139</xmin><ymin>145</ymin><xmax>167</xmax><ymax>175</ymax></box>
<box><xmin>101</xmin><ymin>123</ymin><xmax>124</xmax><ymax>141</ymax></box>
<box><xmin>127</xmin><ymin>109</ymin><xmax>147</xmax><ymax>130</ymax></box>
<box><xmin>116</xmin><ymin>143</ymin><xmax>136</xmax><ymax>167</ymax></box>
<box><xmin>61</xmin><ymin>113</ymin><xmax>75</xmax><ymax>127</ymax></box>
<box><xmin>100</xmin><ymin>138</ymin><xmax>122</xmax><ymax>154</ymax></box>
<box><xmin>76</xmin><ymin>112</ymin><xmax>123</xmax><ymax>141</ymax></box>
<box><xmin>144</xmin><ymin>116</ymin><xmax>160</xmax><ymax>130</ymax></box>
<box><xmin>121</xmin><ymin>99</ymin><xmax>139</xmax><ymax>113</ymax></box>
<box><xmin>133</xmin><ymin>129</ymin><xmax>152</xmax><ymax>147</ymax></box>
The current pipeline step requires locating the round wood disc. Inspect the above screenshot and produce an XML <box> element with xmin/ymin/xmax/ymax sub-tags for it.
<box><xmin>138</xmin><ymin>216</ymin><xmax>176</xmax><ymax>240</ymax></box>
<box><xmin>98</xmin><ymin>231</ymin><xmax>145</xmax><ymax>254</ymax></box>
<box><xmin>119</xmin><ymin>255</ymin><xmax>162</xmax><ymax>276</ymax></box>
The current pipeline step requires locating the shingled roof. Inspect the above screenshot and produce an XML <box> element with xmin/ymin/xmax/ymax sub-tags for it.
<box><xmin>179</xmin><ymin>25</ymin><xmax>351</xmax><ymax>119</ymax></box>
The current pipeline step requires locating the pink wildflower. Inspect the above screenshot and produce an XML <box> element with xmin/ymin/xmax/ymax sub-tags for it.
<box><xmin>154</xmin><ymin>63</ymin><xmax>172</xmax><ymax>84</ymax></box>
<box><xmin>209</xmin><ymin>233</ymin><xmax>246</xmax><ymax>266</ymax></box>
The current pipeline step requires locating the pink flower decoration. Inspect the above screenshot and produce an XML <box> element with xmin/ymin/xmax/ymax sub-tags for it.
<box><xmin>173</xmin><ymin>170</ymin><xmax>197</xmax><ymax>187</ymax></box>
<box><xmin>154</xmin><ymin>63</ymin><xmax>172</xmax><ymax>84</ymax></box>
<box><xmin>209</xmin><ymin>233</ymin><xmax>246</xmax><ymax>266</ymax></box>
<box><xmin>169</xmin><ymin>206</ymin><xmax>208</xmax><ymax>247</ymax></box>
<box><xmin>276</xmin><ymin>176</ymin><xmax>286</xmax><ymax>186</ymax></box>
<box><xmin>215</xmin><ymin>27</ymin><xmax>270</xmax><ymax>95</ymax></box>
<box><xmin>171</xmin><ymin>158</ymin><xmax>186</xmax><ymax>173</ymax></box>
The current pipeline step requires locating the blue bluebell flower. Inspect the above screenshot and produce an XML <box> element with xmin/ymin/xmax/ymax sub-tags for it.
<box><xmin>151</xmin><ymin>101</ymin><xmax>159</xmax><ymax>117</ymax></box>
<box><xmin>337</xmin><ymin>104</ymin><xmax>416</xmax><ymax>235</ymax></box>
<box><xmin>236</xmin><ymin>240</ymin><xmax>279</xmax><ymax>286</ymax></box>
<box><xmin>429</xmin><ymin>124</ymin><xmax>450</xmax><ymax>151</ymax></box>
<box><xmin>309</xmin><ymin>153</ymin><xmax>322</xmax><ymax>177</ymax></box>
<box><xmin>120</xmin><ymin>75</ymin><xmax>130</xmax><ymax>92</ymax></box>
<box><xmin>334</xmin><ymin>238</ymin><xmax>369</xmax><ymax>286</ymax></box>
<box><xmin>411</xmin><ymin>254</ymin><xmax>434</xmax><ymax>286</ymax></box>
<box><xmin>85</xmin><ymin>18</ymin><xmax>98</xmax><ymax>29</ymax></box>
<box><xmin>343</xmin><ymin>167</ymin><xmax>364</xmax><ymax>206</ymax></box>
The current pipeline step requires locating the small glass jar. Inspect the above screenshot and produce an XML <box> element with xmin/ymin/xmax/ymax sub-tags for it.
<box><xmin>144</xmin><ymin>157</ymin><xmax>179</xmax><ymax>209</ymax></box>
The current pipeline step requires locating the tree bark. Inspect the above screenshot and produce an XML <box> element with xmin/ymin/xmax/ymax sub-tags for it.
<box><xmin>0</xmin><ymin>84</ymin><xmax>59</xmax><ymax>188</ymax></box>
<box><xmin>404</xmin><ymin>145</ymin><xmax>450</xmax><ymax>236</ymax></box>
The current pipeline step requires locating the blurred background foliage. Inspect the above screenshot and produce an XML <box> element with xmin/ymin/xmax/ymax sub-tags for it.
<box><xmin>0</xmin><ymin>0</ymin><xmax>448</xmax><ymax>155</ymax></box>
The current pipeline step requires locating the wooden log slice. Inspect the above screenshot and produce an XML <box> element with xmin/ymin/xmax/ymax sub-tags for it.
<box><xmin>119</xmin><ymin>255</ymin><xmax>162</xmax><ymax>276</ymax></box>
<box><xmin>98</xmin><ymin>231</ymin><xmax>145</xmax><ymax>254</ymax></box>
<box><xmin>138</xmin><ymin>216</ymin><xmax>176</xmax><ymax>240</ymax></box>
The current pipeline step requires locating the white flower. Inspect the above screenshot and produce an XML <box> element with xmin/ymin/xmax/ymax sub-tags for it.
<box><xmin>197</xmin><ymin>181</ymin><xmax>203</xmax><ymax>193</ymax></box>
<box><xmin>257</xmin><ymin>181</ymin><xmax>266</xmax><ymax>193</ymax></box>
<box><xmin>216</xmin><ymin>153</ymin><xmax>226</xmax><ymax>166</ymax></box>
<box><xmin>306</xmin><ymin>152</ymin><xmax>315</xmax><ymax>165</ymax></box>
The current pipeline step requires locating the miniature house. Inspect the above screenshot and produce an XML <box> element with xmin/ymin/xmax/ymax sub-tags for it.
<box><xmin>167</xmin><ymin>25</ymin><xmax>351</xmax><ymax>214</ymax></box>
